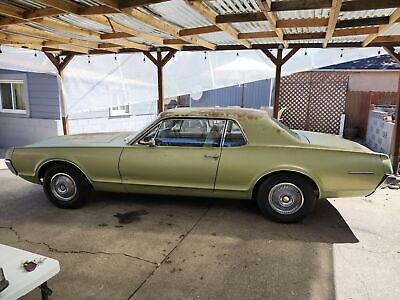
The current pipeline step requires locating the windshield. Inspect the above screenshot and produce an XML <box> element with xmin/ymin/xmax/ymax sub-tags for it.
<box><xmin>271</xmin><ymin>118</ymin><xmax>301</xmax><ymax>140</ymax></box>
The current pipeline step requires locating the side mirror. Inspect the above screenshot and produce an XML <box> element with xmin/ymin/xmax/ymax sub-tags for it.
<box><xmin>148</xmin><ymin>138</ymin><xmax>156</xmax><ymax>147</ymax></box>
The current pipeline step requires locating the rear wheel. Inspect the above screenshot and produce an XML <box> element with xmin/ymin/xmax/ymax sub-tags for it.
<box><xmin>256</xmin><ymin>174</ymin><xmax>316</xmax><ymax>223</ymax></box>
<box><xmin>43</xmin><ymin>164</ymin><xmax>91</xmax><ymax>208</ymax></box>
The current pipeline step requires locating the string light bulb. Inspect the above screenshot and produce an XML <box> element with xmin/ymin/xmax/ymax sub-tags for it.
<box><xmin>377</xmin><ymin>49</ymin><xmax>381</xmax><ymax>58</ymax></box>
<box><xmin>304</xmin><ymin>48</ymin><xmax>307</xmax><ymax>56</ymax></box>
<box><xmin>204</xmin><ymin>51</ymin><xmax>207</xmax><ymax>60</ymax></box>
<box><xmin>143</xmin><ymin>54</ymin><xmax>146</xmax><ymax>62</ymax></box>
<box><xmin>114</xmin><ymin>54</ymin><xmax>117</xmax><ymax>61</ymax></box>
<box><xmin>87</xmin><ymin>55</ymin><xmax>91</xmax><ymax>64</ymax></box>
<box><xmin>0</xmin><ymin>46</ymin><xmax>3</xmax><ymax>54</ymax></box>
<box><xmin>34</xmin><ymin>50</ymin><xmax>37</xmax><ymax>57</ymax></box>
<box><xmin>236</xmin><ymin>51</ymin><xmax>239</xmax><ymax>57</ymax></box>
<box><xmin>340</xmin><ymin>48</ymin><xmax>343</xmax><ymax>58</ymax></box>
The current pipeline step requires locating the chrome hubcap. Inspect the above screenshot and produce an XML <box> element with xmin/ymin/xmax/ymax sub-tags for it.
<box><xmin>268</xmin><ymin>183</ymin><xmax>304</xmax><ymax>215</ymax></box>
<box><xmin>50</xmin><ymin>173</ymin><xmax>77</xmax><ymax>202</ymax></box>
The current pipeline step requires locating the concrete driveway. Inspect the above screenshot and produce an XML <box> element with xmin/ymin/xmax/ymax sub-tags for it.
<box><xmin>0</xmin><ymin>162</ymin><xmax>399</xmax><ymax>299</ymax></box>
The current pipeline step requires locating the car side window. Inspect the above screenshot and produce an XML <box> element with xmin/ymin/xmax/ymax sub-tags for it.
<box><xmin>223</xmin><ymin>120</ymin><xmax>247</xmax><ymax>147</ymax></box>
<box><xmin>155</xmin><ymin>118</ymin><xmax>226</xmax><ymax>147</ymax></box>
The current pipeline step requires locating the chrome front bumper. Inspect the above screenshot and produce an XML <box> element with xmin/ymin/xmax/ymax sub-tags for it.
<box><xmin>379</xmin><ymin>174</ymin><xmax>400</xmax><ymax>189</ymax></box>
<box><xmin>4</xmin><ymin>159</ymin><xmax>17</xmax><ymax>175</ymax></box>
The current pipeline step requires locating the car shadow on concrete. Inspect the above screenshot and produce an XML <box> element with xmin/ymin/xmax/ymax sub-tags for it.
<box><xmin>0</xmin><ymin>181</ymin><xmax>358</xmax><ymax>299</ymax></box>
<box><xmin>90</xmin><ymin>191</ymin><xmax>359</xmax><ymax>244</ymax></box>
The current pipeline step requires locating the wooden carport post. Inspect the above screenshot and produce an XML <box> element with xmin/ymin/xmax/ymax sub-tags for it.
<box><xmin>261</xmin><ymin>47</ymin><xmax>300</xmax><ymax>118</ymax></box>
<box><xmin>383</xmin><ymin>47</ymin><xmax>400</xmax><ymax>173</ymax></box>
<box><xmin>44</xmin><ymin>52</ymin><xmax>74</xmax><ymax>135</ymax></box>
<box><xmin>144</xmin><ymin>50</ymin><xmax>177</xmax><ymax>114</ymax></box>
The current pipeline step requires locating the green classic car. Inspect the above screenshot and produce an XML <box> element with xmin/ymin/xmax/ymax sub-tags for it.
<box><xmin>4</xmin><ymin>107</ymin><xmax>397</xmax><ymax>222</ymax></box>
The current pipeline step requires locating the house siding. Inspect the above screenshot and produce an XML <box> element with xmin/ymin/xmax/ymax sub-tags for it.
<box><xmin>0</xmin><ymin>69</ymin><xmax>62</xmax><ymax>147</ymax></box>
<box><xmin>0</xmin><ymin>69</ymin><xmax>60</xmax><ymax>119</ymax></box>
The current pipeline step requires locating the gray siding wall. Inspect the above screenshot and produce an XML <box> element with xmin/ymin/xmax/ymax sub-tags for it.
<box><xmin>0</xmin><ymin>69</ymin><xmax>60</xmax><ymax>120</ymax></box>
<box><xmin>191</xmin><ymin>79</ymin><xmax>273</xmax><ymax>109</ymax></box>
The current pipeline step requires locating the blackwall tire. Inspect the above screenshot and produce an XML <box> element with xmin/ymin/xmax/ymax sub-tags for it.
<box><xmin>43</xmin><ymin>164</ymin><xmax>91</xmax><ymax>209</ymax></box>
<box><xmin>256</xmin><ymin>174</ymin><xmax>316</xmax><ymax>223</ymax></box>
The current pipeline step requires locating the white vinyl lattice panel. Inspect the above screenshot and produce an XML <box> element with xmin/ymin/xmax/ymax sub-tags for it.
<box><xmin>280</xmin><ymin>72</ymin><xmax>349</xmax><ymax>135</ymax></box>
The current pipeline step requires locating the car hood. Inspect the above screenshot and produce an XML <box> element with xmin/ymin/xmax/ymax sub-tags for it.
<box><xmin>25</xmin><ymin>132</ymin><xmax>137</xmax><ymax>148</ymax></box>
<box><xmin>295</xmin><ymin>130</ymin><xmax>373</xmax><ymax>153</ymax></box>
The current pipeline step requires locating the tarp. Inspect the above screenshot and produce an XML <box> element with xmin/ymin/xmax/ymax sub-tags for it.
<box><xmin>0</xmin><ymin>46</ymin><xmax>383</xmax><ymax>117</ymax></box>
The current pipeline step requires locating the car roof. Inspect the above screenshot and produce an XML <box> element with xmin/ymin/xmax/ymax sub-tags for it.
<box><xmin>159</xmin><ymin>107</ymin><xmax>269</xmax><ymax>120</ymax></box>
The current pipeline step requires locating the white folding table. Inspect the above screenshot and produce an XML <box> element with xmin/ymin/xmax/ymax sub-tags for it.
<box><xmin>0</xmin><ymin>244</ymin><xmax>60</xmax><ymax>300</ymax></box>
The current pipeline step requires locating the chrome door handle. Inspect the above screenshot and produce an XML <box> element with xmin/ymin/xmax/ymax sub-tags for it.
<box><xmin>204</xmin><ymin>154</ymin><xmax>220</xmax><ymax>160</ymax></box>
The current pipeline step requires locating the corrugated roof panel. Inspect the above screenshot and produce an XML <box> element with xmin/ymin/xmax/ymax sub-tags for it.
<box><xmin>289</xmin><ymin>39</ymin><xmax>325</xmax><ymax>44</ymax></box>
<box><xmin>199</xmin><ymin>32</ymin><xmax>239</xmax><ymax>45</ymax></box>
<box><xmin>275</xmin><ymin>9</ymin><xmax>330</xmax><ymax>20</ymax></box>
<box><xmin>126</xmin><ymin>37</ymin><xmax>156</xmax><ymax>46</ymax></box>
<box><xmin>108</xmin><ymin>14</ymin><xmax>174</xmax><ymax>39</ymax></box>
<box><xmin>249</xmin><ymin>37</ymin><xmax>281</xmax><ymax>44</ymax></box>
<box><xmin>232</xmin><ymin>21</ymin><xmax>272</xmax><ymax>32</ymax></box>
<box><xmin>283</xmin><ymin>27</ymin><xmax>326</xmax><ymax>34</ymax></box>
<box><xmin>0</xmin><ymin>0</ymin><xmax>45</xmax><ymax>9</ymax></box>
<box><xmin>206</xmin><ymin>0</ymin><xmax>260</xmax><ymax>14</ymax></box>
<box><xmin>148</xmin><ymin>0</ymin><xmax>212</xmax><ymax>28</ymax></box>
<box><xmin>27</xmin><ymin>22</ymin><xmax>101</xmax><ymax>42</ymax></box>
<box><xmin>56</xmin><ymin>14</ymin><xmax>112</xmax><ymax>33</ymax></box>
<box><xmin>331</xmin><ymin>35</ymin><xmax>367</xmax><ymax>43</ymax></box>
<box><xmin>339</xmin><ymin>8</ymin><xmax>395</xmax><ymax>20</ymax></box>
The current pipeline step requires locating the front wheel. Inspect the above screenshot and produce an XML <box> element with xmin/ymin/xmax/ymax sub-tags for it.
<box><xmin>256</xmin><ymin>174</ymin><xmax>317</xmax><ymax>223</ymax></box>
<box><xmin>43</xmin><ymin>164</ymin><xmax>91</xmax><ymax>208</ymax></box>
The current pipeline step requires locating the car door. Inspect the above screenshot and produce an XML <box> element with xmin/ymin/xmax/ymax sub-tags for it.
<box><xmin>119</xmin><ymin>117</ymin><xmax>226</xmax><ymax>194</ymax></box>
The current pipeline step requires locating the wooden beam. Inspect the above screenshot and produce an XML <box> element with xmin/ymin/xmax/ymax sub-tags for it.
<box><xmin>384</xmin><ymin>46</ymin><xmax>400</xmax><ymax>63</ymax></box>
<box><xmin>341</xmin><ymin>0</ymin><xmax>400</xmax><ymax>11</ymax></box>
<box><xmin>100</xmin><ymin>32</ymin><xmax>134</xmax><ymax>39</ymax></box>
<box><xmin>238</xmin><ymin>31</ymin><xmax>277</xmax><ymax>39</ymax></box>
<box><xmin>78</xmin><ymin>5</ymin><xmax>116</xmax><ymax>15</ymax></box>
<box><xmin>216</xmin><ymin>12</ymin><xmax>266</xmax><ymax>23</ymax></box>
<box><xmin>368</xmin><ymin>35</ymin><xmax>400</xmax><ymax>43</ymax></box>
<box><xmin>273</xmin><ymin>48</ymin><xmax>283</xmax><ymax>118</ymax></box>
<box><xmin>163</xmin><ymin>39</ymin><xmax>188</xmax><ymax>45</ymax></box>
<box><xmin>86</xmin><ymin>15</ymin><xmax>182</xmax><ymax>49</ymax></box>
<box><xmin>119</xmin><ymin>0</ymin><xmax>171</xmax><ymax>9</ymax></box>
<box><xmin>179</xmin><ymin>25</ymin><xmax>221</xmax><ymax>36</ymax></box>
<box><xmin>184</xmin><ymin>1</ymin><xmax>250</xmax><ymax>48</ymax></box>
<box><xmin>333</xmin><ymin>27</ymin><xmax>379</xmax><ymax>37</ymax></box>
<box><xmin>5</xmin><ymin>25</ymin><xmax>99</xmax><ymax>48</ymax></box>
<box><xmin>23</xmin><ymin>7</ymin><xmax>62</xmax><ymax>19</ymax></box>
<box><xmin>256</xmin><ymin>0</ymin><xmax>288</xmax><ymax>47</ymax></box>
<box><xmin>363</xmin><ymin>8</ymin><xmax>400</xmax><ymax>46</ymax></box>
<box><xmin>281</xmin><ymin>47</ymin><xmax>300</xmax><ymax>64</ymax></box>
<box><xmin>394</xmin><ymin>74</ymin><xmax>400</xmax><ymax>173</ymax></box>
<box><xmin>276</xmin><ymin>18</ymin><xmax>329</xmax><ymax>28</ymax></box>
<box><xmin>261</xmin><ymin>49</ymin><xmax>277</xmax><ymax>65</ymax></box>
<box><xmin>336</xmin><ymin>16</ymin><xmax>390</xmax><ymax>29</ymax></box>
<box><xmin>0</xmin><ymin>4</ymin><xmax>24</xmax><ymax>18</ymax></box>
<box><xmin>58</xmin><ymin>54</ymin><xmax>74</xmax><ymax>73</ymax></box>
<box><xmin>269</xmin><ymin>0</ymin><xmax>400</xmax><ymax>11</ymax></box>
<box><xmin>33</xmin><ymin>0</ymin><xmax>80</xmax><ymax>14</ymax></box>
<box><xmin>122</xmin><ymin>6</ymin><xmax>216</xmax><ymax>49</ymax></box>
<box><xmin>34</xmin><ymin>18</ymin><xmax>101</xmax><ymax>40</ymax></box>
<box><xmin>284</xmin><ymin>32</ymin><xmax>325</xmax><ymax>40</ymax></box>
<box><xmin>323</xmin><ymin>0</ymin><xmax>342</xmax><ymax>47</ymax></box>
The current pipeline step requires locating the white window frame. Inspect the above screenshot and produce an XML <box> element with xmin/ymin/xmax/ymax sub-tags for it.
<box><xmin>109</xmin><ymin>88</ymin><xmax>130</xmax><ymax>117</ymax></box>
<box><xmin>0</xmin><ymin>80</ymin><xmax>27</xmax><ymax>115</ymax></box>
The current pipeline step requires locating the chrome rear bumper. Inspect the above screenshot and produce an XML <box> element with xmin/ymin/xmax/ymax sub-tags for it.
<box><xmin>379</xmin><ymin>174</ymin><xmax>400</xmax><ymax>189</ymax></box>
<box><xmin>4</xmin><ymin>159</ymin><xmax>17</xmax><ymax>175</ymax></box>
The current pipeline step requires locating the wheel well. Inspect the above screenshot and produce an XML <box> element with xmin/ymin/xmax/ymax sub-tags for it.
<box><xmin>37</xmin><ymin>160</ymin><xmax>92</xmax><ymax>186</ymax></box>
<box><xmin>251</xmin><ymin>171</ymin><xmax>320</xmax><ymax>200</ymax></box>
